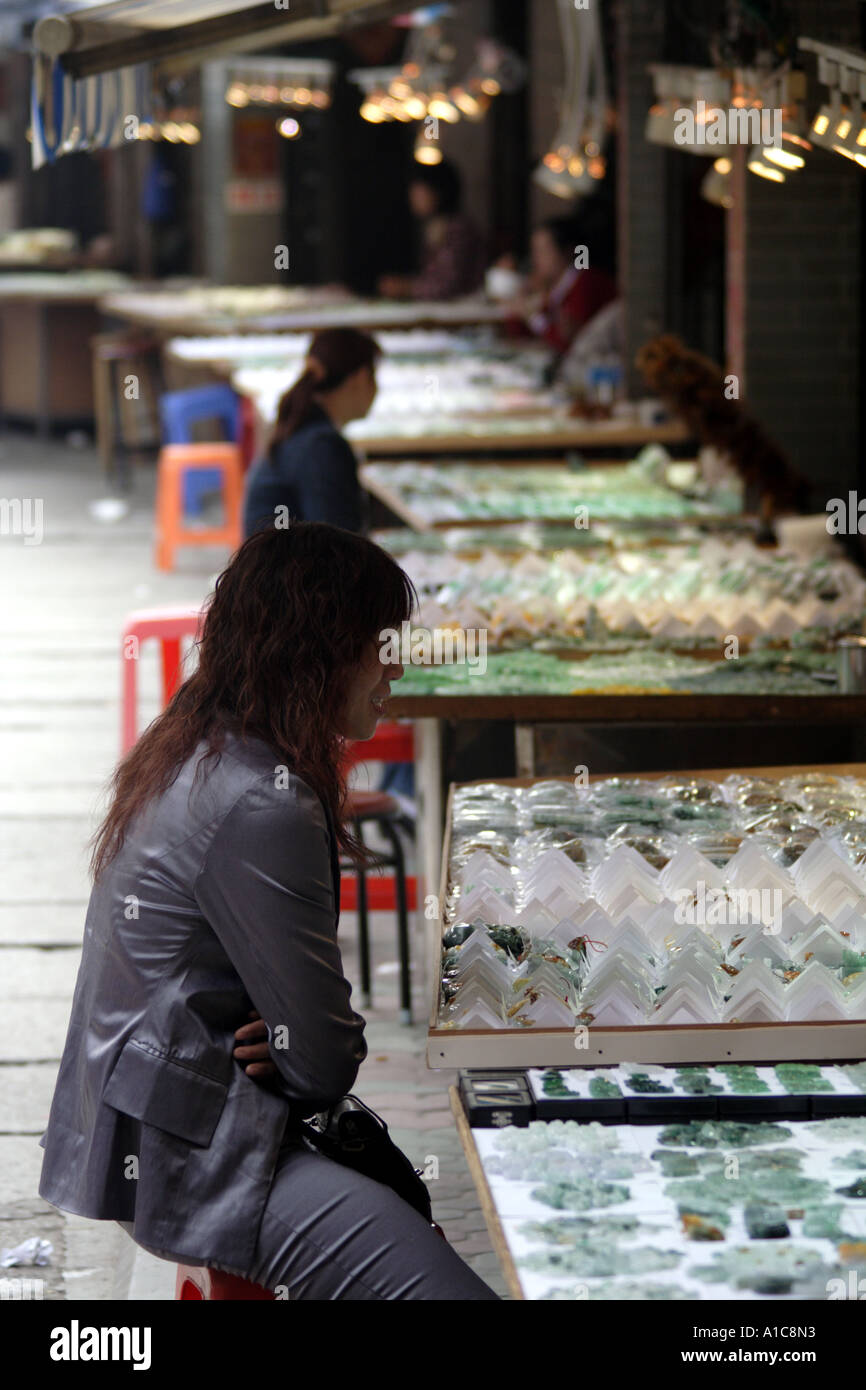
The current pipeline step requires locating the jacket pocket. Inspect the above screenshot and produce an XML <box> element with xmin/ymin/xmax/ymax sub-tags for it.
<box><xmin>102</xmin><ymin>1038</ymin><xmax>228</xmax><ymax>1147</ymax></box>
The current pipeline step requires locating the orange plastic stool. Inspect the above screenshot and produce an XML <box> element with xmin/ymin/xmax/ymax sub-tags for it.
<box><xmin>155</xmin><ymin>442</ymin><xmax>243</xmax><ymax>571</ymax></box>
<box><xmin>175</xmin><ymin>1265</ymin><xmax>275</xmax><ymax>1300</ymax></box>
<box><xmin>121</xmin><ymin>605</ymin><xmax>202</xmax><ymax>753</ymax></box>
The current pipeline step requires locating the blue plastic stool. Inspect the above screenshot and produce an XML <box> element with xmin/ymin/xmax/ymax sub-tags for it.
<box><xmin>159</xmin><ymin>385</ymin><xmax>241</xmax><ymax>517</ymax></box>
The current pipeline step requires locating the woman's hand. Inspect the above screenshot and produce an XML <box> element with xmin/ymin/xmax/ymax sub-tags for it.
<box><xmin>233</xmin><ymin>1010</ymin><xmax>277</xmax><ymax>1078</ymax></box>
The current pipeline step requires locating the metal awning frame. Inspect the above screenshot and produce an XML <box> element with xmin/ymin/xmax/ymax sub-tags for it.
<box><xmin>34</xmin><ymin>0</ymin><xmax>410</xmax><ymax>78</ymax></box>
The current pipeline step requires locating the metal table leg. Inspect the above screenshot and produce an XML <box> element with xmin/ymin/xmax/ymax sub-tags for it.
<box><xmin>415</xmin><ymin>717</ymin><xmax>442</xmax><ymax>998</ymax></box>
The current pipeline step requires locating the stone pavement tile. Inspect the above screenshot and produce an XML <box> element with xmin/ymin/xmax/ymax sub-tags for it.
<box><xmin>63</xmin><ymin>1216</ymin><xmax>132</xmax><ymax>1302</ymax></box>
<box><xmin>126</xmin><ymin>1245</ymin><xmax>177</xmax><ymax>1301</ymax></box>
<box><xmin>464</xmin><ymin>1258</ymin><xmax>510</xmax><ymax>1299</ymax></box>
<box><xmin>0</xmin><ymin>1063</ymin><xmax>58</xmax><ymax>1134</ymax></box>
<box><xmin>0</xmin><ymin>1001</ymin><xmax>71</xmax><ymax>1061</ymax></box>
<box><xmin>403</xmin><ymin>1114</ymin><xmax>463</xmax><ymax>1131</ymax></box>
<box><xmin>0</xmin><ymin>1211</ymin><xmax>67</xmax><ymax>1299</ymax></box>
<box><xmin>0</xmin><ymin>947</ymin><xmax>81</xmax><ymax>998</ymax></box>
<box><xmin>426</xmin><ymin>1205</ymin><xmax>465</xmax><ymax>1222</ymax></box>
<box><xmin>0</xmin><ymin>789</ymin><xmax>109</xmax><ymax>817</ymax></box>
<box><xmin>0</xmin><ymin>819</ymin><xmax>90</xmax><ymax>902</ymax></box>
<box><xmin>455</xmin><ymin>1212</ymin><xmax>494</xmax><ymax>1234</ymax></box>
<box><xmin>361</xmin><ymin>1086</ymin><xmax>446</xmax><ymax>1103</ymax></box>
<box><xmin>449</xmin><ymin>1232</ymin><xmax>499</xmax><ymax>1256</ymax></box>
<box><xmin>0</xmin><ymin>1136</ymin><xmax>50</xmax><ymax>1210</ymax></box>
<box><xmin>0</xmin><ymin>904</ymin><xmax>88</xmax><ymax>946</ymax></box>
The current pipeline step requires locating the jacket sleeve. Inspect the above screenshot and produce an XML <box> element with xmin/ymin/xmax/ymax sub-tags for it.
<box><xmin>194</xmin><ymin>776</ymin><xmax>366</xmax><ymax>1112</ymax></box>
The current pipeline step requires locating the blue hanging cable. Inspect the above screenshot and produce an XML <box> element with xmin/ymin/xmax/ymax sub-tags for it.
<box><xmin>30</xmin><ymin>55</ymin><xmax>66</xmax><ymax>165</ymax></box>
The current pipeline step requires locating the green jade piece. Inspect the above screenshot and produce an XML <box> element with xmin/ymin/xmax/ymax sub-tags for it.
<box><xmin>835</xmin><ymin>1175</ymin><xmax>866</xmax><ymax>1198</ymax></box>
<box><xmin>531</xmin><ymin>1178</ymin><xmax>630</xmax><ymax>1212</ymax></box>
<box><xmin>831</xmin><ymin>1148</ymin><xmax>866</xmax><ymax>1169</ymax></box>
<box><xmin>519</xmin><ymin>1213</ymin><xmax>644</xmax><ymax>1245</ymax></box>
<box><xmin>715</xmin><ymin>1065</ymin><xmax>770</xmax><ymax>1094</ymax></box>
<box><xmin>774</xmin><ymin>1063</ymin><xmax>834</xmax><ymax>1094</ymax></box>
<box><xmin>744</xmin><ymin>1202</ymin><xmax>791</xmax><ymax>1239</ymax></box>
<box><xmin>675</xmin><ymin>1068</ymin><xmax>724</xmax><ymax>1096</ymax></box>
<box><xmin>625</xmin><ymin>1072</ymin><xmax>674</xmax><ymax>1095</ymax></box>
<box><xmin>693</xmin><ymin>1245</ymin><xmax>840</xmax><ymax>1297</ymax></box>
<box><xmin>802</xmin><ymin>1205</ymin><xmax>847</xmax><ymax>1240</ymax></box>
<box><xmin>589</xmin><ymin>1075</ymin><xmax>623</xmax><ymax>1099</ymax></box>
<box><xmin>541</xmin><ymin>1070</ymin><xmax>570</xmax><ymax>1097</ymax></box>
<box><xmin>520</xmin><ymin>1243</ymin><xmax>681</xmax><ymax>1279</ymax></box>
<box><xmin>670</xmin><ymin>1169</ymin><xmax>827</xmax><ymax>1209</ymax></box>
<box><xmin>541</xmin><ymin>1281</ymin><xmax>691</xmax><ymax>1301</ymax></box>
<box><xmin>652</xmin><ymin>1149</ymin><xmax>701</xmax><ymax>1178</ymax></box>
<box><xmin>658</xmin><ymin>1120</ymin><xmax>792</xmax><ymax>1148</ymax></box>
<box><xmin>839</xmin><ymin>1062</ymin><xmax>866</xmax><ymax>1093</ymax></box>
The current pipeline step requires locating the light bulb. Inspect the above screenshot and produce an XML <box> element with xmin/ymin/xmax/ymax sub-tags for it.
<box><xmin>414</xmin><ymin>140</ymin><xmax>443</xmax><ymax>165</ymax></box>
<box><xmin>747</xmin><ymin>153</ymin><xmax>785</xmax><ymax>182</ymax></box>
<box><xmin>763</xmin><ymin>145</ymin><xmax>805</xmax><ymax>170</ymax></box>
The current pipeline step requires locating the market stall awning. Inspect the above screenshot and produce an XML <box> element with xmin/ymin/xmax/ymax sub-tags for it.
<box><xmin>34</xmin><ymin>0</ymin><xmax>410</xmax><ymax>77</ymax></box>
<box><xmin>29</xmin><ymin>0</ymin><xmax>408</xmax><ymax>168</ymax></box>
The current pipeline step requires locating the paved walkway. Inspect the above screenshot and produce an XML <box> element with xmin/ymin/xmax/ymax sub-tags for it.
<box><xmin>0</xmin><ymin>432</ymin><xmax>507</xmax><ymax>1301</ymax></box>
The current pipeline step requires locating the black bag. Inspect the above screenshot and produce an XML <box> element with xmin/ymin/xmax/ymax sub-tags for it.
<box><xmin>302</xmin><ymin>1095</ymin><xmax>433</xmax><ymax>1225</ymax></box>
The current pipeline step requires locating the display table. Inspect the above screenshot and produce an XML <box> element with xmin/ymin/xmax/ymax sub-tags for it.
<box><xmin>395</xmin><ymin>684</ymin><xmax>866</xmax><ymax>932</ymax></box>
<box><xmin>427</xmin><ymin>764</ymin><xmax>866</xmax><ymax>1068</ymax></box>
<box><xmin>102</xmin><ymin>286</ymin><xmax>508</xmax><ymax>337</ymax></box>
<box><xmin>361</xmin><ymin>460</ymin><xmax>733</xmax><ymax>529</ymax></box>
<box><xmin>449</xmin><ymin>1071</ymin><xmax>866</xmax><ymax>1301</ymax></box>
<box><xmin>0</xmin><ymin>271</ymin><xmax>131</xmax><ymax>434</ymax></box>
<box><xmin>354</xmin><ymin>417</ymin><xmax>690</xmax><ymax>458</ymax></box>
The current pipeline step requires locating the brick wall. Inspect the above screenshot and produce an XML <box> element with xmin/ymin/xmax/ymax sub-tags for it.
<box><xmin>615</xmin><ymin>0</ymin><xmax>669</xmax><ymax>396</ymax></box>
<box><xmin>528</xmin><ymin>0</ymin><xmax>566</xmax><ymax>225</ymax></box>
<box><xmin>617</xmin><ymin>0</ymin><xmax>863</xmax><ymax>498</ymax></box>
<box><xmin>740</xmin><ymin>0</ymin><xmax>862</xmax><ymax>503</ymax></box>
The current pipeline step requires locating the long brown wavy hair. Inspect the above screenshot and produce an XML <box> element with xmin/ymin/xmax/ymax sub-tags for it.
<box><xmin>91</xmin><ymin>524</ymin><xmax>415</xmax><ymax>881</ymax></box>
<box><xmin>267</xmin><ymin>328</ymin><xmax>380</xmax><ymax>460</ymax></box>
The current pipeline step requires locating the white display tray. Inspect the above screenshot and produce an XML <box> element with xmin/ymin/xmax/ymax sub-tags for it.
<box><xmin>427</xmin><ymin>765</ymin><xmax>866</xmax><ymax>1068</ymax></box>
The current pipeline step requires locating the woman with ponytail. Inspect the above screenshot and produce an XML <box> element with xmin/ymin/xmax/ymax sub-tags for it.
<box><xmin>243</xmin><ymin>328</ymin><xmax>380</xmax><ymax>537</ymax></box>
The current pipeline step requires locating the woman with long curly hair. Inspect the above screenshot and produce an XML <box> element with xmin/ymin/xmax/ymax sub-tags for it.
<box><xmin>38</xmin><ymin>523</ymin><xmax>498</xmax><ymax>1301</ymax></box>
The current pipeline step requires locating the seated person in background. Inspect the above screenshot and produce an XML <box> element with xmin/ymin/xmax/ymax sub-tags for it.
<box><xmin>243</xmin><ymin>329</ymin><xmax>380</xmax><ymax>538</ymax></box>
<box><xmin>556</xmin><ymin>298</ymin><xmax>624</xmax><ymax>391</ymax></box>
<box><xmin>378</xmin><ymin>158</ymin><xmax>486</xmax><ymax>302</ymax></box>
<box><xmin>507</xmin><ymin>217</ymin><xmax>617</xmax><ymax>355</ymax></box>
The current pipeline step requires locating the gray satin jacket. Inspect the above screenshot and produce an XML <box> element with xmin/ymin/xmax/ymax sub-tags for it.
<box><xmin>38</xmin><ymin>732</ymin><xmax>367</xmax><ymax>1268</ymax></box>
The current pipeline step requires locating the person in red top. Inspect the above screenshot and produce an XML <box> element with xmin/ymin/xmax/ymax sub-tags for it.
<box><xmin>507</xmin><ymin>216</ymin><xmax>617</xmax><ymax>355</ymax></box>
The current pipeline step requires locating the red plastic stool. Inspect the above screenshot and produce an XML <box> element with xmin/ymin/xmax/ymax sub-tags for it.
<box><xmin>175</xmin><ymin>1265</ymin><xmax>275</xmax><ymax>1300</ymax></box>
<box><xmin>238</xmin><ymin>392</ymin><xmax>257</xmax><ymax>471</ymax></box>
<box><xmin>121</xmin><ymin>605</ymin><xmax>203</xmax><ymax>753</ymax></box>
<box><xmin>343</xmin><ymin>720</ymin><xmax>414</xmax><ymax>769</ymax></box>
<box><xmin>341</xmin><ymin>721</ymin><xmax>417</xmax><ymax>916</ymax></box>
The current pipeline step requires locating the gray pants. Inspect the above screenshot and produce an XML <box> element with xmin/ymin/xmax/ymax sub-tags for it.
<box><xmin>119</xmin><ymin>1136</ymin><xmax>500</xmax><ymax>1301</ymax></box>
